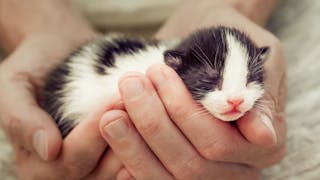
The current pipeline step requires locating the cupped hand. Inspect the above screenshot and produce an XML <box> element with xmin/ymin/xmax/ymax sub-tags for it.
<box><xmin>0</xmin><ymin>36</ymin><xmax>72</xmax><ymax>161</ymax></box>
<box><xmin>100</xmin><ymin>5</ymin><xmax>286</xmax><ymax>180</ymax></box>
<box><xmin>0</xmin><ymin>36</ymin><xmax>126</xmax><ymax>179</ymax></box>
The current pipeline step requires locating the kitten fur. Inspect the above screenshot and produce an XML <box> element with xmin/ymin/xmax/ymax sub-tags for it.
<box><xmin>42</xmin><ymin>26</ymin><xmax>269</xmax><ymax>137</ymax></box>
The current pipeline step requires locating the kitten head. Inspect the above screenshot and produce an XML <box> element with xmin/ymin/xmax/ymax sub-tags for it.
<box><xmin>164</xmin><ymin>27</ymin><xmax>269</xmax><ymax>121</ymax></box>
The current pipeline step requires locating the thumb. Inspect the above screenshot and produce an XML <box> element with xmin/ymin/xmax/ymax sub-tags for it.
<box><xmin>236</xmin><ymin>107</ymin><xmax>277</xmax><ymax>148</ymax></box>
<box><xmin>0</xmin><ymin>79</ymin><xmax>62</xmax><ymax>161</ymax></box>
<box><xmin>4</xmin><ymin>104</ymin><xmax>62</xmax><ymax>161</ymax></box>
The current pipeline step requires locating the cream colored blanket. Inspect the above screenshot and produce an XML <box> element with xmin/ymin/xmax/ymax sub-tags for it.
<box><xmin>1</xmin><ymin>0</ymin><xmax>320</xmax><ymax>179</ymax></box>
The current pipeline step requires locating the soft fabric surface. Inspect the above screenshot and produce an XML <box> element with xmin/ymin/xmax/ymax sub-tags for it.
<box><xmin>1</xmin><ymin>0</ymin><xmax>320</xmax><ymax>179</ymax></box>
<box><xmin>263</xmin><ymin>0</ymin><xmax>320</xmax><ymax>179</ymax></box>
<box><xmin>71</xmin><ymin>0</ymin><xmax>178</xmax><ymax>29</ymax></box>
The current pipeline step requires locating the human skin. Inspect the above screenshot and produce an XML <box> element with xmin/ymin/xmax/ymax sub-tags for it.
<box><xmin>0</xmin><ymin>1</ymin><xmax>124</xmax><ymax>179</ymax></box>
<box><xmin>99</xmin><ymin>0</ymin><xmax>287</xmax><ymax>179</ymax></box>
<box><xmin>0</xmin><ymin>0</ymin><xmax>286</xmax><ymax>179</ymax></box>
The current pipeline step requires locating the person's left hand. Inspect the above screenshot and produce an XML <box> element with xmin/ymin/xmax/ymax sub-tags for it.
<box><xmin>0</xmin><ymin>35</ymin><xmax>128</xmax><ymax>180</ymax></box>
<box><xmin>99</xmin><ymin>5</ymin><xmax>286</xmax><ymax>180</ymax></box>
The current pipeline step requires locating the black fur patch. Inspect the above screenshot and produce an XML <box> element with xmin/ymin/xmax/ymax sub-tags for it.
<box><xmin>165</xmin><ymin>27</ymin><xmax>229</xmax><ymax>100</ymax></box>
<box><xmin>96</xmin><ymin>38</ymin><xmax>146</xmax><ymax>69</ymax></box>
<box><xmin>42</xmin><ymin>60</ymin><xmax>75</xmax><ymax>138</ymax></box>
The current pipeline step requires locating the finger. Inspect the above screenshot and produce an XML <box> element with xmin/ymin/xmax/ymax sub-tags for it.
<box><xmin>119</xmin><ymin>73</ymin><xmax>211</xmax><ymax>179</ymax></box>
<box><xmin>88</xmin><ymin>149</ymin><xmax>123</xmax><ymax>180</ymax></box>
<box><xmin>100</xmin><ymin>110</ymin><xmax>174</xmax><ymax>180</ymax></box>
<box><xmin>0</xmin><ymin>79</ymin><xmax>62</xmax><ymax>161</ymax></box>
<box><xmin>236</xmin><ymin>109</ymin><xmax>277</xmax><ymax>147</ymax></box>
<box><xmin>14</xmin><ymin>143</ymin><xmax>66</xmax><ymax>179</ymax></box>
<box><xmin>146</xmin><ymin>64</ymin><xmax>253</xmax><ymax>162</ymax></box>
<box><xmin>117</xmin><ymin>168</ymin><xmax>135</xmax><ymax>180</ymax></box>
<box><xmin>60</xmin><ymin>97</ymin><xmax>121</xmax><ymax>178</ymax></box>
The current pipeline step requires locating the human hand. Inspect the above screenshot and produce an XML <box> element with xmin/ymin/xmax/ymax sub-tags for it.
<box><xmin>0</xmin><ymin>36</ymin><xmax>75</xmax><ymax>162</ymax></box>
<box><xmin>0</xmin><ymin>0</ymin><xmax>132</xmax><ymax>178</ymax></box>
<box><xmin>99</xmin><ymin>4</ymin><xmax>286</xmax><ymax>180</ymax></box>
<box><xmin>0</xmin><ymin>36</ymin><xmax>128</xmax><ymax>179</ymax></box>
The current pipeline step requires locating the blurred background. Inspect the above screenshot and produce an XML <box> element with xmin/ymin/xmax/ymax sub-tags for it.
<box><xmin>1</xmin><ymin>0</ymin><xmax>320</xmax><ymax>179</ymax></box>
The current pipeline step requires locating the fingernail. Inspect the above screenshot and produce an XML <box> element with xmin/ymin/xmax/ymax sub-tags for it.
<box><xmin>103</xmin><ymin>117</ymin><xmax>128</xmax><ymax>140</ymax></box>
<box><xmin>260</xmin><ymin>114</ymin><xmax>277</xmax><ymax>143</ymax></box>
<box><xmin>32</xmin><ymin>130</ymin><xmax>48</xmax><ymax>160</ymax></box>
<box><xmin>121</xmin><ymin>77</ymin><xmax>144</xmax><ymax>99</ymax></box>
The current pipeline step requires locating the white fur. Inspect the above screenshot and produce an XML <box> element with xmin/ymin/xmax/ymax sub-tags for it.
<box><xmin>60</xmin><ymin>44</ymin><xmax>166</xmax><ymax>124</ymax></box>
<box><xmin>200</xmin><ymin>32</ymin><xmax>264</xmax><ymax>121</ymax></box>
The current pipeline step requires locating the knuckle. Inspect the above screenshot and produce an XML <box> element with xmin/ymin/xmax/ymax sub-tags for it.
<box><xmin>170</xmin><ymin>103</ymin><xmax>190</xmax><ymax>124</ymax></box>
<box><xmin>64</xmin><ymin>159</ymin><xmax>95</xmax><ymax>179</ymax></box>
<box><xmin>3</xmin><ymin>114</ymin><xmax>22</xmax><ymax>140</ymax></box>
<box><xmin>200</xmin><ymin>141</ymin><xmax>232</xmax><ymax>161</ymax></box>
<box><xmin>257</xmin><ymin>145</ymin><xmax>287</xmax><ymax>168</ymax></box>
<box><xmin>137</xmin><ymin>118</ymin><xmax>162</xmax><ymax>137</ymax></box>
<box><xmin>127</xmin><ymin>155</ymin><xmax>145</xmax><ymax>171</ymax></box>
<box><xmin>263</xmin><ymin>90</ymin><xmax>277</xmax><ymax>112</ymax></box>
<box><xmin>268</xmin><ymin>146</ymin><xmax>287</xmax><ymax>166</ymax></box>
<box><xmin>172</xmin><ymin>156</ymin><xmax>205</xmax><ymax>180</ymax></box>
<box><xmin>269</xmin><ymin>36</ymin><xmax>282</xmax><ymax>49</ymax></box>
<box><xmin>268</xmin><ymin>36</ymin><xmax>284</xmax><ymax>56</ymax></box>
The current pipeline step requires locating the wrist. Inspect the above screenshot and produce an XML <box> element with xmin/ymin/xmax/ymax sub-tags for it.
<box><xmin>229</xmin><ymin>0</ymin><xmax>278</xmax><ymax>25</ymax></box>
<box><xmin>210</xmin><ymin>0</ymin><xmax>278</xmax><ymax>25</ymax></box>
<box><xmin>185</xmin><ymin>0</ymin><xmax>278</xmax><ymax>25</ymax></box>
<box><xmin>0</xmin><ymin>0</ymin><xmax>97</xmax><ymax>53</ymax></box>
<box><xmin>0</xmin><ymin>32</ymin><xmax>98</xmax><ymax>88</ymax></box>
<box><xmin>17</xmin><ymin>31</ymin><xmax>98</xmax><ymax>64</ymax></box>
<box><xmin>156</xmin><ymin>0</ymin><xmax>278</xmax><ymax>40</ymax></box>
<box><xmin>0</xmin><ymin>23</ymin><xmax>96</xmax><ymax>55</ymax></box>
<box><xmin>25</xmin><ymin>28</ymin><xmax>98</xmax><ymax>52</ymax></box>
<box><xmin>2</xmin><ymin>31</ymin><xmax>97</xmax><ymax>70</ymax></box>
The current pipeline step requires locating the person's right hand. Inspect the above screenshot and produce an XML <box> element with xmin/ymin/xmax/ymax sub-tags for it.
<box><xmin>99</xmin><ymin>2</ymin><xmax>287</xmax><ymax>179</ymax></box>
<box><xmin>0</xmin><ymin>36</ymin><xmax>125</xmax><ymax>179</ymax></box>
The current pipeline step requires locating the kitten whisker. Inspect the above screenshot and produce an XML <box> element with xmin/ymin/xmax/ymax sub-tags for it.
<box><xmin>192</xmin><ymin>46</ymin><xmax>211</xmax><ymax>68</ymax></box>
<box><xmin>195</xmin><ymin>43</ymin><xmax>214</xmax><ymax>68</ymax></box>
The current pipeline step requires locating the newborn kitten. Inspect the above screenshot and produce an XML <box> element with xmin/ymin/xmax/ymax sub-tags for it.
<box><xmin>42</xmin><ymin>26</ymin><xmax>269</xmax><ymax>137</ymax></box>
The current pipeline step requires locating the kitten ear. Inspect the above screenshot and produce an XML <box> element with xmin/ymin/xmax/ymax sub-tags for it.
<box><xmin>164</xmin><ymin>50</ymin><xmax>184</xmax><ymax>71</ymax></box>
<box><xmin>258</xmin><ymin>46</ymin><xmax>270</xmax><ymax>62</ymax></box>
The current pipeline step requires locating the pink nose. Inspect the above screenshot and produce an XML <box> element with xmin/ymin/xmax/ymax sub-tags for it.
<box><xmin>227</xmin><ymin>98</ymin><xmax>244</xmax><ymax>108</ymax></box>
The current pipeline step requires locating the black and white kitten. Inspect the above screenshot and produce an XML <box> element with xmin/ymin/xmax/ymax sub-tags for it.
<box><xmin>42</xmin><ymin>26</ymin><xmax>269</xmax><ymax>137</ymax></box>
